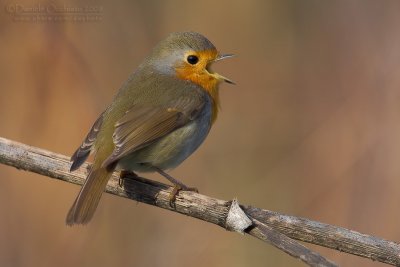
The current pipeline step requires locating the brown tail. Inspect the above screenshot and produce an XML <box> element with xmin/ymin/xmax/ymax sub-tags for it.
<box><xmin>66</xmin><ymin>164</ymin><xmax>114</xmax><ymax>225</ymax></box>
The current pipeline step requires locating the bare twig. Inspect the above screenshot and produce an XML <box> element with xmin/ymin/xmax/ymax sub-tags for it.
<box><xmin>0</xmin><ymin>137</ymin><xmax>399</xmax><ymax>266</ymax></box>
<box><xmin>248</xmin><ymin>218</ymin><xmax>337</xmax><ymax>267</ymax></box>
<box><xmin>245</xmin><ymin>207</ymin><xmax>400</xmax><ymax>265</ymax></box>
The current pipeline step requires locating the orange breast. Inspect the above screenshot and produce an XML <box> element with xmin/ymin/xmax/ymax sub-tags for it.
<box><xmin>175</xmin><ymin>50</ymin><xmax>220</xmax><ymax>124</ymax></box>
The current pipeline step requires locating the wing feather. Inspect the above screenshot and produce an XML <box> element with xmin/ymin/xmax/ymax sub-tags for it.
<box><xmin>70</xmin><ymin>111</ymin><xmax>105</xmax><ymax>171</ymax></box>
<box><xmin>101</xmin><ymin>100</ymin><xmax>202</xmax><ymax>168</ymax></box>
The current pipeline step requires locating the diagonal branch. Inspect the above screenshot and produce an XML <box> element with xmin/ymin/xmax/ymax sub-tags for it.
<box><xmin>0</xmin><ymin>137</ymin><xmax>399</xmax><ymax>266</ymax></box>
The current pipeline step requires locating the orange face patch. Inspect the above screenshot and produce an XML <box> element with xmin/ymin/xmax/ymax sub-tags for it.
<box><xmin>175</xmin><ymin>49</ymin><xmax>221</xmax><ymax>124</ymax></box>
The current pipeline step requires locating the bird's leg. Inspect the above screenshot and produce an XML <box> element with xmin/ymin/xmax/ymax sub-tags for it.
<box><xmin>153</xmin><ymin>166</ymin><xmax>198</xmax><ymax>204</ymax></box>
<box><xmin>119</xmin><ymin>170</ymin><xmax>139</xmax><ymax>187</ymax></box>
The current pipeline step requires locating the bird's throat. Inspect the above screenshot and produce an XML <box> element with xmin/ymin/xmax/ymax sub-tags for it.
<box><xmin>175</xmin><ymin>68</ymin><xmax>220</xmax><ymax>125</ymax></box>
<box><xmin>205</xmin><ymin>82</ymin><xmax>220</xmax><ymax>125</ymax></box>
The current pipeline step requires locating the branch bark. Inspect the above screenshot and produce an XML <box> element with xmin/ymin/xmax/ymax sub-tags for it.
<box><xmin>0</xmin><ymin>137</ymin><xmax>399</xmax><ymax>266</ymax></box>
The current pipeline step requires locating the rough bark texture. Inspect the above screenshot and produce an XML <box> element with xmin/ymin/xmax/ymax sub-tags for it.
<box><xmin>1</xmin><ymin>137</ymin><xmax>399</xmax><ymax>266</ymax></box>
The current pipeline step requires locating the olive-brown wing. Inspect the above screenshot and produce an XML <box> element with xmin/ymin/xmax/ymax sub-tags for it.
<box><xmin>101</xmin><ymin>102</ymin><xmax>203</xmax><ymax>169</ymax></box>
<box><xmin>70</xmin><ymin>111</ymin><xmax>105</xmax><ymax>171</ymax></box>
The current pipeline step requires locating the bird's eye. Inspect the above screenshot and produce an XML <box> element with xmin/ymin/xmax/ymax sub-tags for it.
<box><xmin>187</xmin><ymin>55</ymin><xmax>199</xmax><ymax>65</ymax></box>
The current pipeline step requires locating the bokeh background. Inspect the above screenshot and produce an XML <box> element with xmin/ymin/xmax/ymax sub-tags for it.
<box><xmin>1</xmin><ymin>0</ymin><xmax>400</xmax><ymax>266</ymax></box>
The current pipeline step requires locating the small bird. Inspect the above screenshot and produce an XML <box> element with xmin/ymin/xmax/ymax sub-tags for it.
<box><xmin>66</xmin><ymin>32</ymin><xmax>234</xmax><ymax>225</ymax></box>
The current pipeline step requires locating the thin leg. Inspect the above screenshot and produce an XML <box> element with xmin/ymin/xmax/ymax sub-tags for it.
<box><xmin>153</xmin><ymin>167</ymin><xmax>189</xmax><ymax>189</ymax></box>
<box><xmin>119</xmin><ymin>170</ymin><xmax>138</xmax><ymax>187</ymax></box>
<box><xmin>152</xmin><ymin>166</ymin><xmax>198</xmax><ymax>204</ymax></box>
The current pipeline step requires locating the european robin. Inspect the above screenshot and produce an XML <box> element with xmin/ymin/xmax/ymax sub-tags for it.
<box><xmin>66</xmin><ymin>32</ymin><xmax>234</xmax><ymax>225</ymax></box>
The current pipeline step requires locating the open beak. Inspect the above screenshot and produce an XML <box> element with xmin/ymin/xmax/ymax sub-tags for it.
<box><xmin>214</xmin><ymin>53</ymin><xmax>235</xmax><ymax>62</ymax></box>
<box><xmin>208</xmin><ymin>54</ymin><xmax>235</xmax><ymax>85</ymax></box>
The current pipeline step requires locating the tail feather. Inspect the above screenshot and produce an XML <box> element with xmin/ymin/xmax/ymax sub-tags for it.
<box><xmin>66</xmin><ymin>166</ymin><xmax>114</xmax><ymax>225</ymax></box>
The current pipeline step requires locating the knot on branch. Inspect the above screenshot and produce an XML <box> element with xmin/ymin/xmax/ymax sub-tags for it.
<box><xmin>225</xmin><ymin>198</ymin><xmax>252</xmax><ymax>233</ymax></box>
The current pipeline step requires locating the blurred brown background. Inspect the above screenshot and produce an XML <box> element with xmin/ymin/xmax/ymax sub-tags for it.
<box><xmin>1</xmin><ymin>0</ymin><xmax>400</xmax><ymax>266</ymax></box>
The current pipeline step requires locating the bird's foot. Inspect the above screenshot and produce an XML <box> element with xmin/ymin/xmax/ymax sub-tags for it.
<box><xmin>169</xmin><ymin>184</ymin><xmax>199</xmax><ymax>207</ymax></box>
<box><xmin>149</xmin><ymin>165</ymin><xmax>199</xmax><ymax>207</ymax></box>
<box><xmin>119</xmin><ymin>170</ymin><xmax>139</xmax><ymax>187</ymax></box>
